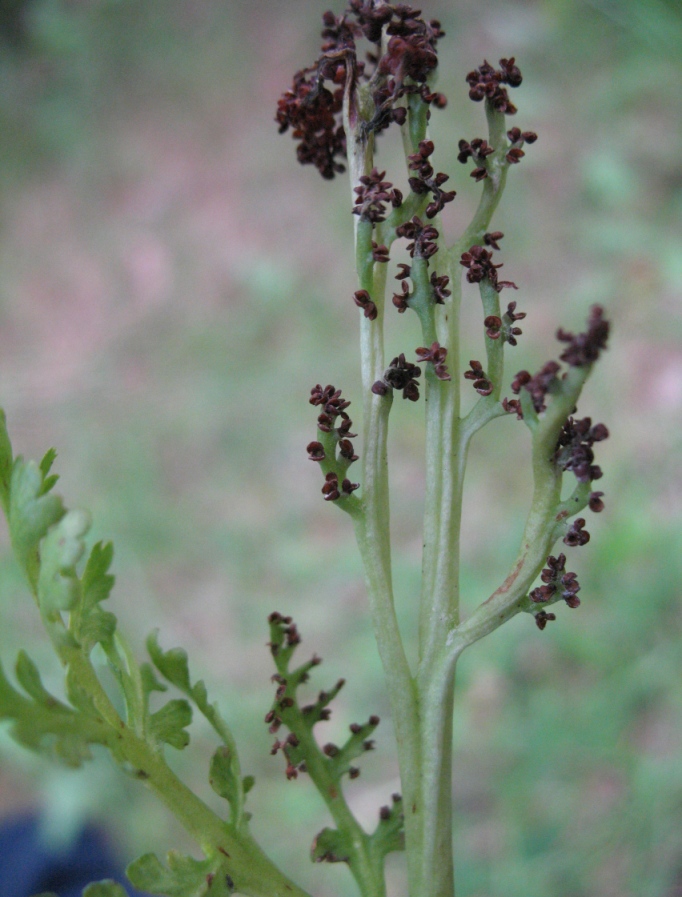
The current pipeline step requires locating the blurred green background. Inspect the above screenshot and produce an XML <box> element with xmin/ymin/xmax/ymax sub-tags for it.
<box><xmin>0</xmin><ymin>1</ymin><xmax>681</xmax><ymax>895</ymax></box>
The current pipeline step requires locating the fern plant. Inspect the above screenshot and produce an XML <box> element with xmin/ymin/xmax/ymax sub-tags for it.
<box><xmin>0</xmin><ymin>3</ymin><xmax>609</xmax><ymax>896</ymax></box>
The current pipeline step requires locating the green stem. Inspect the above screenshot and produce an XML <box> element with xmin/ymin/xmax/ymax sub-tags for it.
<box><xmin>410</xmin><ymin>227</ymin><xmax>464</xmax><ymax>897</ymax></box>
<box><xmin>55</xmin><ymin>651</ymin><xmax>308</xmax><ymax>896</ymax></box>
<box><xmin>409</xmin><ymin>98</ymin><xmax>512</xmax><ymax>893</ymax></box>
<box><xmin>418</xmin><ymin>246</ymin><xmax>462</xmax><ymax>675</ymax></box>
<box><xmin>345</xmin><ymin>76</ymin><xmax>421</xmax><ymax>897</ymax></box>
<box><xmin>118</xmin><ymin>725</ymin><xmax>312</xmax><ymax>897</ymax></box>
<box><xmin>453</xmin><ymin>102</ymin><xmax>509</xmax><ymax>255</ymax></box>
<box><xmin>478</xmin><ymin>280</ymin><xmax>504</xmax><ymax>399</ymax></box>
<box><xmin>414</xmin><ymin>646</ymin><xmax>464</xmax><ymax>897</ymax></box>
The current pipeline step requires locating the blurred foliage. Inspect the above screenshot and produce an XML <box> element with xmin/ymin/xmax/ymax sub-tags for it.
<box><xmin>0</xmin><ymin>1</ymin><xmax>680</xmax><ymax>896</ymax></box>
<box><xmin>0</xmin><ymin>0</ymin><xmax>34</xmax><ymax>46</ymax></box>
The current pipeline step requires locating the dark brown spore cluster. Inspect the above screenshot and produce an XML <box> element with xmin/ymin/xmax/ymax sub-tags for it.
<box><xmin>465</xmin><ymin>57</ymin><xmax>522</xmax><ymax>114</ymax></box>
<box><xmin>266</xmin><ymin>613</ymin><xmax>380</xmax><ymax>785</ymax></box>
<box><xmin>530</xmin><ymin>554</ymin><xmax>581</xmax><ymax>608</ymax></box>
<box><xmin>276</xmin><ymin>3</ymin><xmax>446</xmax><ymax>179</ymax></box>
<box><xmin>513</xmin><ymin>307</ymin><xmax>610</xmax><ymax>631</ymax></box>
<box><xmin>511</xmin><ymin>306</ymin><xmax>610</xmax><ymax>416</ymax></box>
<box><xmin>352</xmin><ymin>168</ymin><xmax>403</xmax><ymax>223</ymax></box>
<box><xmin>308</xmin><ymin>385</ymin><xmax>360</xmax><ymax>501</ymax></box>
<box><xmin>372</xmin><ymin>353</ymin><xmax>422</xmax><ymax>401</ymax></box>
<box><xmin>407</xmin><ymin>139</ymin><xmax>456</xmax><ymax>218</ymax></box>
<box><xmin>279</xmin><ymin>8</ymin><xmax>609</xmax><ymax>642</ymax></box>
<box><xmin>460</xmin><ymin>244</ymin><xmax>517</xmax><ymax>293</ymax></box>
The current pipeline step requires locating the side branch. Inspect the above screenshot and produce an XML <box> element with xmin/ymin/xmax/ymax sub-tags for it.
<box><xmin>452</xmin><ymin>103</ymin><xmax>509</xmax><ymax>255</ymax></box>
<box><xmin>449</xmin><ymin>365</ymin><xmax>593</xmax><ymax>653</ymax></box>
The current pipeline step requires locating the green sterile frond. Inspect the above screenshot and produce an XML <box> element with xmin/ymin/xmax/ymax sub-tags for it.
<box><xmin>149</xmin><ymin>698</ymin><xmax>193</xmax><ymax>750</ymax></box>
<box><xmin>208</xmin><ymin>746</ymin><xmax>254</xmax><ymax>829</ymax></box>
<box><xmin>190</xmin><ymin>678</ymin><xmax>209</xmax><ymax>710</ymax></box>
<box><xmin>76</xmin><ymin>607</ymin><xmax>117</xmax><ymax>653</ymax></box>
<box><xmin>241</xmin><ymin>774</ymin><xmax>255</xmax><ymax>795</ymax></box>
<box><xmin>9</xmin><ymin>457</ymin><xmax>66</xmax><ymax>582</ymax></box>
<box><xmin>38</xmin><ymin>509</ymin><xmax>91</xmax><ymax>614</ymax></box>
<box><xmin>81</xmin><ymin>541</ymin><xmax>114</xmax><ymax>605</ymax></box>
<box><xmin>0</xmin><ymin>658</ymin><xmax>111</xmax><ymax>767</ymax></box>
<box><xmin>0</xmin><ymin>408</ymin><xmax>13</xmax><ymax>514</ymax></box>
<box><xmin>209</xmin><ymin>745</ymin><xmax>245</xmax><ymax>814</ymax></box>
<box><xmin>14</xmin><ymin>649</ymin><xmax>70</xmax><ymax>711</ymax></box>
<box><xmin>64</xmin><ymin>664</ymin><xmax>102</xmax><ymax>719</ymax></box>
<box><xmin>1</xmin><ymin>427</ymin><xmax>118</xmax><ymax>658</ymax></box>
<box><xmin>147</xmin><ymin>631</ymin><xmax>192</xmax><ymax>693</ymax></box>
<box><xmin>147</xmin><ymin>631</ymin><xmax>234</xmax><ymax>742</ymax></box>
<box><xmin>38</xmin><ymin>447</ymin><xmax>59</xmax><ymax>495</ymax></box>
<box><xmin>74</xmin><ymin>540</ymin><xmax>117</xmax><ymax>650</ymax></box>
<box><xmin>82</xmin><ymin>881</ymin><xmax>129</xmax><ymax>897</ymax></box>
<box><xmin>147</xmin><ymin>630</ymin><xmax>249</xmax><ymax>827</ymax></box>
<box><xmin>127</xmin><ymin>851</ymin><xmax>233</xmax><ymax>897</ymax></box>
<box><xmin>140</xmin><ymin>661</ymin><xmax>168</xmax><ymax>695</ymax></box>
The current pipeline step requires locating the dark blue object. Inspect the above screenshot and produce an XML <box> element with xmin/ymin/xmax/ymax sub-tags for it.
<box><xmin>0</xmin><ymin>814</ymin><xmax>144</xmax><ymax>897</ymax></box>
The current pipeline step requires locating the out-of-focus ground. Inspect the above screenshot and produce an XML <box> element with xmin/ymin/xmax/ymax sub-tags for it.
<box><xmin>0</xmin><ymin>1</ymin><xmax>681</xmax><ymax>895</ymax></box>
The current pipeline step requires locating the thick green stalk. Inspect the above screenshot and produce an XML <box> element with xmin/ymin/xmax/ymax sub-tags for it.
<box><xmin>415</xmin><ymin>153</ymin><xmax>464</xmax><ymax>672</ymax></box>
<box><xmin>409</xmin><ymin>252</ymin><xmax>463</xmax><ymax>897</ymax></box>
<box><xmin>410</xmin><ymin>96</ymin><xmax>517</xmax><ymax>895</ymax></box>
<box><xmin>344</xmin><ymin>80</ymin><xmax>421</xmax><ymax>897</ymax></box>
